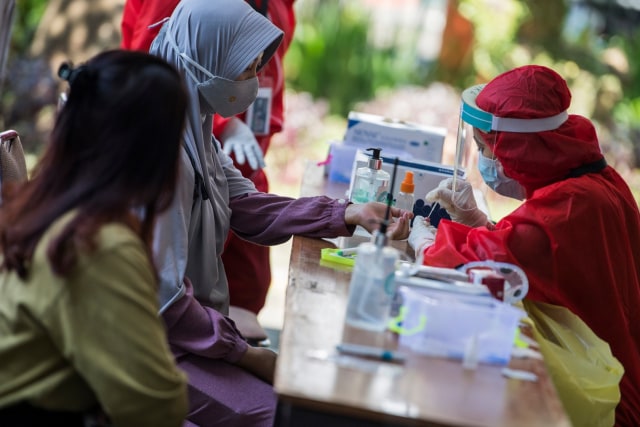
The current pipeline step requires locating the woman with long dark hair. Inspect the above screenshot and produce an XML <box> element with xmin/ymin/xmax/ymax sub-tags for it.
<box><xmin>0</xmin><ymin>50</ymin><xmax>189</xmax><ymax>427</ymax></box>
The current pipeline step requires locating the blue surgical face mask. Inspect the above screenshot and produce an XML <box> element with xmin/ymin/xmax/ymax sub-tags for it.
<box><xmin>478</xmin><ymin>152</ymin><xmax>526</xmax><ymax>200</ymax></box>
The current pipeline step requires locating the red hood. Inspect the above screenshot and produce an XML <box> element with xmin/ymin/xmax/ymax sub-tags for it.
<box><xmin>476</xmin><ymin>65</ymin><xmax>604</xmax><ymax>197</ymax></box>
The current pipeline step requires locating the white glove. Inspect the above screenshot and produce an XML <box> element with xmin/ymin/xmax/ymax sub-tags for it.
<box><xmin>221</xmin><ymin>117</ymin><xmax>265</xmax><ymax>170</ymax></box>
<box><xmin>408</xmin><ymin>216</ymin><xmax>437</xmax><ymax>257</ymax></box>
<box><xmin>425</xmin><ymin>178</ymin><xmax>488</xmax><ymax>228</ymax></box>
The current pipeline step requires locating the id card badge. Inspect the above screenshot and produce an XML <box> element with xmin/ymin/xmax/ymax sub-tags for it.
<box><xmin>245</xmin><ymin>78</ymin><xmax>273</xmax><ymax>136</ymax></box>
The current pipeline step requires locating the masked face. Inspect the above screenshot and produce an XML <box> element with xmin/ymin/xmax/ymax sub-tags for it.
<box><xmin>197</xmin><ymin>76</ymin><xmax>259</xmax><ymax>117</ymax></box>
<box><xmin>165</xmin><ymin>28</ymin><xmax>261</xmax><ymax>117</ymax></box>
<box><xmin>478</xmin><ymin>151</ymin><xmax>526</xmax><ymax>200</ymax></box>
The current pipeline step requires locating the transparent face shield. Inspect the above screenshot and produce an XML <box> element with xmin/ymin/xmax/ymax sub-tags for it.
<box><xmin>452</xmin><ymin>84</ymin><xmax>497</xmax><ymax>194</ymax></box>
<box><xmin>453</xmin><ymin>84</ymin><xmax>570</xmax><ymax>199</ymax></box>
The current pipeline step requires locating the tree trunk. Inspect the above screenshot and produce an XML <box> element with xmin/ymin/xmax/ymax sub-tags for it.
<box><xmin>433</xmin><ymin>0</ymin><xmax>474</xmax><ymax>86</ymax></box>
<box><xmin>517</xmin><ymin>0</ymin><xmax>568</xmax><ymax>54</ymax></box>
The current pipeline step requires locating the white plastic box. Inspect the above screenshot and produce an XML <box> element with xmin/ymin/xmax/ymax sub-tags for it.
<box><xmin>396</xmin><ymin>285</ymin><xmax>524</xmax><ymax>365</ymax></box>
<box><xmin>347</xmin><ymin>149</ymin><xmax>465</xmax><ymax>204</ymax></box>
<box><xmin>345</xmin><ymin>111</ymin><xmax>446</xmax><ymax>163</ymax></box>
<box><xmin>327</xmin><ymin>112</ymin><xmax>448</xmax><ymax>184</ymax></box>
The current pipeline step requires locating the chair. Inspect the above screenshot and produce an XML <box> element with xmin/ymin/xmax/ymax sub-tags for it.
<box><xmin>0</xmin><ymin>129</ymin><xmax>28</xmax><ymax>202</ymax></box>
<box><xmin>228</xmin><ymin>305</ymin><xmax>271</xmax><ymax>348</ymax></box>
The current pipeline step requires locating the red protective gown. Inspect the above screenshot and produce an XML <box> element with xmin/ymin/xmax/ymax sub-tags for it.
<box><xmin>421</xmin><ymin>66</ymin><xmax>640</xmax><ymax>426</ymax></box>
<box><xmin>215</xmin><ymin>0</ymin><xmax>295</xmax><ymax>315</ymax></box>
<box><xmin>121</xmin><ymin>0</ymin><xmax>297</xmax><ymax>314</ymax></box>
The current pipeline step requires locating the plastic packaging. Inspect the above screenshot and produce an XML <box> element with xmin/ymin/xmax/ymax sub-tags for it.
<box><xmin>396</xmin><ymin>285</ymin><xmax>524</xmax><ymax>365</ymax></box>
<box><xmin>523</xmin><ymin>300</ymin><xmax>623</xmax><ymax>427</ymax></box>
<box><xmin>350</xmin><ymin>147</ymin><xmax>390</xmax><ymax>203</ymax></box>
<box><xmin>459</xmin><ymin>260</ymin><xmax>529</xmax><ymax>304</ymax></box>
<box><xmin>345</xmin><ymin>242</ymin><xmax>399</xmax><ymax>331</ymax></box>
<box><xmin>395</xmin><ymin>171</ymin><xmax>415</xmax><ymax>212</ymax></box>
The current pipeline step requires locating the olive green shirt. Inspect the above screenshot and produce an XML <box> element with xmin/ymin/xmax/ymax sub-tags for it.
<box><xmin>0</xmin><ymin>216</ymin><xmax>188</xmax><ymax>427</ymax></box>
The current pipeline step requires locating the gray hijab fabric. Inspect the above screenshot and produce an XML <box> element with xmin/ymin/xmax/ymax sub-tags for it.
<box><xmin>149</xmin><ymin>0</ymin><xmax>283</xmax><ymax>313</ymax></box>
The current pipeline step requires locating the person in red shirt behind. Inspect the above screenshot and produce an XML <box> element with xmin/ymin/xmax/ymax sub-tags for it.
<box><xmin>408</xmin><ymin>65</ymin><xmax>640</xmax><ymax>426</ymax></box>
<box><xmin>121</xmin><ymin>0</ymin><xmax>296</xmax><ymax>315</ymax></box>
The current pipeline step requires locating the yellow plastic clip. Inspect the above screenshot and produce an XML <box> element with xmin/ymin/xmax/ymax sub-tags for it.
<box><xmin>388</xmin><ymin>306</ymin><xmax>427</xmax><ymax>335</ymax></box>
<box><xmin>320</xmin><ymin>247</ymin><xmax>356</xmax><ymax>267</ymax></box>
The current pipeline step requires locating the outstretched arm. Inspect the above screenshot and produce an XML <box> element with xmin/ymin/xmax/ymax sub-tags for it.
<box><xmin>229</xmin><ymin>193</ymin><xmax>412</xmax><ymax>245</ymax></box>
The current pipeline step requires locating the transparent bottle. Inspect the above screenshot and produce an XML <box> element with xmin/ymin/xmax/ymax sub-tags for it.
<box><xmin>395</xmin><ymin>171</ymin><xmax>415</xmax><ymax>213</ymax></box>
<box><xmin>350</xmin><ymin>148</ymin><xmax>390</xmax><ymax>204</ymax></box>
<box><xmin>345</xmin><ymin>241</ymin><xmax>399</xmax><ymax>331</ymax></box>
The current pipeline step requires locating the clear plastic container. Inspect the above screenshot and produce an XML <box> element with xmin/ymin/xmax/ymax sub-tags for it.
<box><xmin>345</xmin><ymin>242</ymin><xmax>399</xmax><ymax>331</ymax></box>
<box><xmin>396</xmin><ymin>285</ymin><xmax>524</xmax><ymax>365</ymax></box>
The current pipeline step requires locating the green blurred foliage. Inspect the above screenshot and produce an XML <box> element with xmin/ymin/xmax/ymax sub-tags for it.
<box><xmin>11</xmin><ymin>0</ymin><xmax>48</xmax><ymax>53</ymax></box>
<box><xmin>285</xmin><ymin>0</ymin><xmax>423</xmax><ymax>117</ymax></box>
<box><xmin>6</xmin><ymin>0</ymin><xmax>640</xmax><ymax>146</ymax></box>
<box><xmin>286</xmin><ymin>0</ymin><xmax>640</xmax><ymax>133</ymax></box>
<box><xmin>610</xmin><ymin>33</ymin><xmax>640</xmax><ymax>129</ymax></box>
<box><xmin>460</xmin><ymin>0</ymin><xmax>640</xmax><ymax>133</ymax></box>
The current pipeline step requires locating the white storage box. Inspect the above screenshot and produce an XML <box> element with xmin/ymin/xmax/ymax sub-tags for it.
<box><xmin>347</xmin><ymin>149</ymin><xmax>465</xmax><ymax>204</ymax></box>
<box><xmin>326</xmin><ymin>141</ymin><xmax>358</xmax><ymax>184</ymax></box>
<box><xmin>396</xmin><ymin>284</ymin><xmax>524</xmax><ymax>365</ymax></box>
<box><xmin>345</xmin><ymin>111</ymin><xmax>446</xmax><ymax>163</ymax></box>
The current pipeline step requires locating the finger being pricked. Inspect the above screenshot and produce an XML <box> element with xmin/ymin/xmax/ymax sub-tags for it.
<box><xmin>388</xmin><ymin>210</ymin><xmax>413</xmax><ymax>240</ymax></box>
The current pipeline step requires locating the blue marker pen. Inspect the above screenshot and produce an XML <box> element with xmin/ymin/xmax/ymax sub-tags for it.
<box><xmin>336</xmin><ymin>343</ymin><xmax>405</xmax><ymax>363</ymax></box>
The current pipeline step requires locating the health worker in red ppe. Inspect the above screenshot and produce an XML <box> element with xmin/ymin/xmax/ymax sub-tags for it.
<box><xmin>121</xmin><ymin>0</ymin><xmax>296</xmax><ymax>315</ymax></box>
<box><xmin>408</xmin><ymin>65</ymin><xmax>640</xmax><ymax>426</ymax></box>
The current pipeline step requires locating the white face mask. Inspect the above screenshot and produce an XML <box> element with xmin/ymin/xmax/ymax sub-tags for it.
<box><xmin>164</xmin><ymin>28</ymin><xmax>259</xmax><ymax>117</ymax></box>
<box><xmin>196</xmin><ymin>75</ymin><xmax>259</xmax><ymax>117</ymax></box>
<box><xmin>478</xmin><ymin>152</ymin><xmax>526</xmax><ymax>200</ymax></box>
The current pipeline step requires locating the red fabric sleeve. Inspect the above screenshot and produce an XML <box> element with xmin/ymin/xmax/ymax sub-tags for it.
<box><xmin>212</xmin><ymin>115</ymin><xmax>233</xmax><ymax>140</ymax></box>
<box><xmin>120</xmin><ymin>0</ymin><xmax>143</xmax><ymax>49</ymax></box>
<box><xmin>120</xmin><ymin>0</ymin><xmax>181</xmax><ymax>51</ymax></box>
<box><xmin>421</xmin><ymin>173</ymin><xmax>640</xmax><ymax>426</ymax></box>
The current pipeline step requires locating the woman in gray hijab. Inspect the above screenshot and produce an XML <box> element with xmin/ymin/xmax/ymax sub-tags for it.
<box><xmin>149</xmin><ymin>0</ymin><xmax>412</xmax><ymax>425</ymax></box>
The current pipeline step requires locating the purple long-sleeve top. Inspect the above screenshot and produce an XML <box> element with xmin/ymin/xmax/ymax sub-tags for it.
<box><xmin>230</xmin><ymin>193</ymin><xmax>354</xmax><ymax>245</ymax></box>
<box><xmin>160</xmin><ymin>177</ymin><xmax>355</xmax><ymax>361</ymax></box>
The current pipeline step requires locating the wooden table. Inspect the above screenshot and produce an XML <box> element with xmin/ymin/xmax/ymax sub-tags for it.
<box><xmin>273</xmin><ymin>162</ymin><xmax>570</xmax><ymax>427</ymax></box>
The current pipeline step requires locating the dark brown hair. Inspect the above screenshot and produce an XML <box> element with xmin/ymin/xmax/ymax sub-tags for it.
<box><xmin>0</xmin><ymin>49</ymin><xmax>188</xmax><ymax>278</ymax></box>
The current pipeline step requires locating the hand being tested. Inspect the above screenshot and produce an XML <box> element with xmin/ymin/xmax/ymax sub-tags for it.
<box><xmin>235</xmin><ymin>346</ymin><xmax>277</xmax><ymax>385</ymax></box>
<box><xmin>425</xmin><ymin>178</ymin><xmax>489</xmax><ymax>228</ymax></box>
<box><xmin>407</xmin><ymin>215</ymin><xmax>437</xmax><ymax>258</ymax></box>
<box><xmin>221</xmin><ymin>117</ymin><xmax>266</xmax><ymax>170</ymax></box>
<box><xmin>345</xmin><ymin>202</ymin><xmax>413</xmax><ymax>240</ymax></box>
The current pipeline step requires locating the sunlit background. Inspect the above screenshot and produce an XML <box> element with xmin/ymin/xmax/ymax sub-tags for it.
<box><xmin>2</xmin><ymin>0</ymin><xmax>639</xmax><ymax>329</ymax></box>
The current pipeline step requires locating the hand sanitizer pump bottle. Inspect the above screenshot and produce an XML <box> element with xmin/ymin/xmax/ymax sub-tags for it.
<box><xmin>345</xmin><ymin>241</ymin><xmax>399</xmax><ymax>331</ymax></box>
<box><xmin>350</xmin><ymin>148</ymin><xmax>390</xmax><ymax>203</ymax></box>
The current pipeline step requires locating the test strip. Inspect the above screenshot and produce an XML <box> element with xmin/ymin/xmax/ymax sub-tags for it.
<box><xmin>337</xmin><ymin>247</ymin><xmax>359</xmax><ymax>256</ymax></box>
<box><xmin>426</xmin><ymin>202</ymin><xmax>439</xmax><ymax>219</ymax></box>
